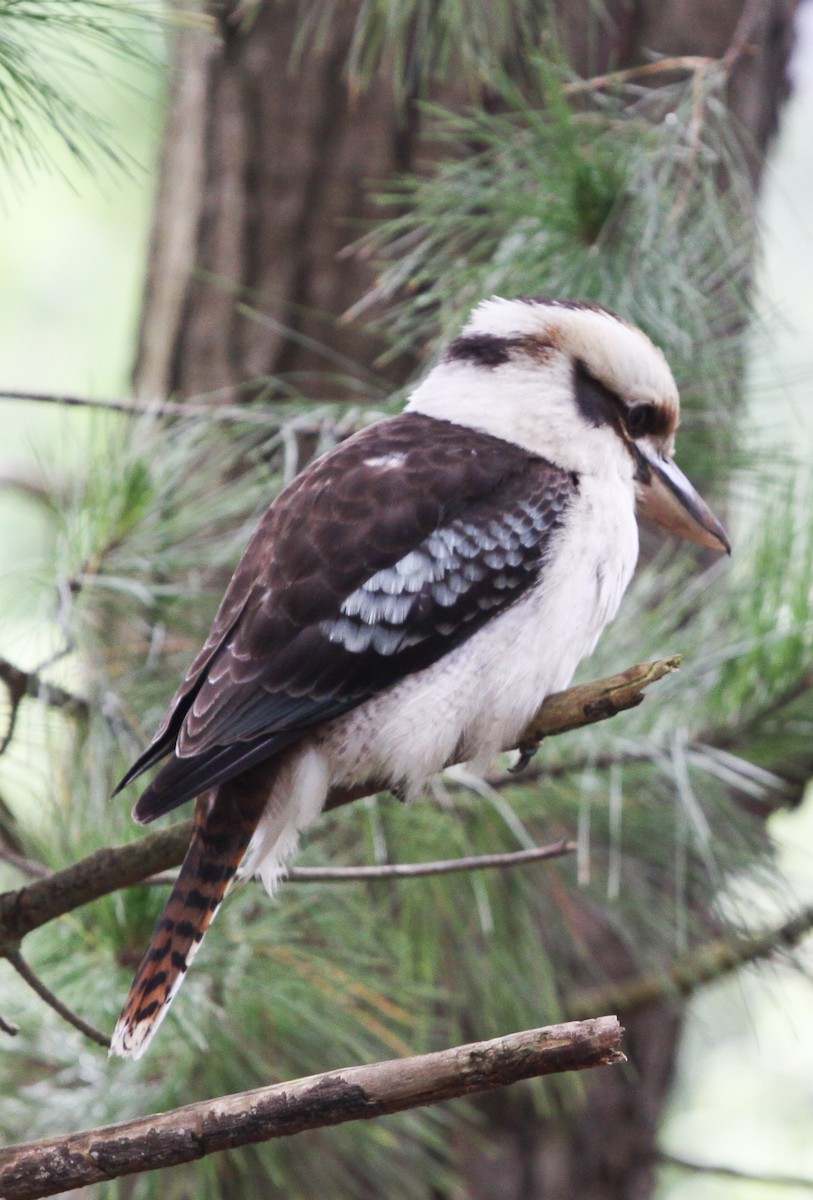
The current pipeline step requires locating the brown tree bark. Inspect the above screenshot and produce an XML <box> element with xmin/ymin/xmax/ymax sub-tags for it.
<box><xmin>132</xmin><ymin>3</ymin><xmax>799</xmax><ymax>1197</ymax></box>
<box><xmin>134</xmin><ymin>0</ymin><xmax>423</xmax><ymax>403</ymax></box>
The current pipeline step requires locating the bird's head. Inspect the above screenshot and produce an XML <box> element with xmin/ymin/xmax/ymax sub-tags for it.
<box><xmin>407</xmin><ymin>295</ymin><xmax>729</xmax><ymax>553</ymax></box>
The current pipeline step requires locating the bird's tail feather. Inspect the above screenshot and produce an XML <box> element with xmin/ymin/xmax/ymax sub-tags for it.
<box><xmin>110</xmin><ymin>775</ymin><xmax>269</xmax><ymax>1059</ymax></box>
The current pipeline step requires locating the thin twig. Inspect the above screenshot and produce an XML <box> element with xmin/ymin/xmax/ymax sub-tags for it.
<box><xmin>279</xmin><ymin>841</ymin><xmax>578</xmax><ymax>881</ymax></box>
<box><xmin>0</xmin><ymin>463</ymin><xmax>62</xmax><ymax>507</ymax></box>
<box><xmin>487</xmin><ymin>749</ymin><xmax>652</xmax><ymax>789</ymax></box>
<box><xmin>564</xmin><ymin>56</ymin><xmax>715</xmax><ymax>94</ymax></box>
<box><xmin>144</xmin><ymin>840</ymin><xmax>576</xmax><ymax>887</ymax></box>
<box><xmin>0</xmin><ymin>659</ymin><xmax>26</xmax><ymax>757</ymax></box>
<box><xmin>669</xmin><ymin>61</ymin><xmax>712</xmax><ymax>218</ymax></box>
<box><xmin>659</xmin><ymin>1151</ymin><xmax>813</xmax><ymax>1191</ymax></box>
<box><xmin>0</xmin><ymin>1016</ymin><xmax>624</xmax><ymax>1199</ymax></box>
<box><xmin>0</xmin><ymin>847</ymin><xmax>52</xmax><ymax>881</ymax></box>
<box><xmin>0</xmin><ymin>1010</ymin><xmax>19</xmax><ymax>1036</ymax></box>
<box><xmin>4</xmin><ymin>950</ymin><xmax>109</xmax><ymax>1049</ymax></box>
<box><xmin>721</xmin><ymin>0</ymin><xmax>766</xmax><ymax>72</ymax></box>
<box><xmin>1</xmin><ymin>654</ymin><xmax>89</xmax><ymax>759</ymax></box>
<box><xmin>0</xmin><ymin>657</ymin><xmax>89</xmax><ymax>747</ymax></box>
<box><xmin>0</xmin><ymin>388</ymin><xmax>297</xmax><ymax>427</ymax></box>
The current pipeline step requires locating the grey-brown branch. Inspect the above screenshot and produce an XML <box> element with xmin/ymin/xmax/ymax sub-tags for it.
<box><xmin>0</xmin><ymin>1016</ymin><xmax>625</xmax><ymax>1200</ymax></box>
<box><xmin>0</xmin><ymin>656</ymin><xmax>680</xmax><ymax>954</ymax></box>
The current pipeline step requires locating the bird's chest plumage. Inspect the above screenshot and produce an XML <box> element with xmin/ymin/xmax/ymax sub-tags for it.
<box><xmin>318</xmin><ymin>473</ymin><xmax>638</xmax><ymax>796</ymax></box>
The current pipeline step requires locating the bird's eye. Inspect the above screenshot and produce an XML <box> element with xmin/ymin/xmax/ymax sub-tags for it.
<box><xmin>626</xmin><ymin>403</ymin><xmax>660</xmax><ymax>439</ymax></box>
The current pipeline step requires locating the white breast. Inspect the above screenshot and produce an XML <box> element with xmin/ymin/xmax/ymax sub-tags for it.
<box><xmin>318</xmin><ymin>472</ymin><xmax>638</xmax><ymax>796</ymax></box>
<box><xmin>244</xmin><ymin>472</ymin><xmax>638</xmax><ymax>892</ymax></box>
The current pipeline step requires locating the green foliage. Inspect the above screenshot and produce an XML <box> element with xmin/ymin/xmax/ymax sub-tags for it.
<box><xmin>0</xmin><ymin>0</ymin><xmax>166</xmax><ymax>181</ymax></box>
<box><xmin>359</xmin><ymin>65</ymin><xmax>756</xmax><ymax>488</ymax></box>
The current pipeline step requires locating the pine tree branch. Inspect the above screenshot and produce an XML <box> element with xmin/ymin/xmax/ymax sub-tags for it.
<box><xmin>566</xmin><ymin>903</ymin><xmax>813</xmax><ymax>1019</ymax></box>
<box><xmin>0</xmin><ymin>658</ymin><xmax>678</xmax><ymax>952</ymax></box>
<box><xmin>0</xmin><ymin>1016</ymin><xmax>625</xmax><ymax>1200</ymax></box>
<box><xmin>324</xmin><ymin>656</ymin><xmax>683</xmax><ymax>809</ymax></box>
<box><xmin>512</xmin><ymin>656</ymin><xmax>682</xmax><ymax>756</ymax></box>
<box><xmin>4</xmin><ymin>950</ymin><xmax>109</xmax><ymax>1049</ymax></box>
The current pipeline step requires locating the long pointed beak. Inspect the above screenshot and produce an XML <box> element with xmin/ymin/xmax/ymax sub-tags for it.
<box><xmin>635</xmin><ymin>449</ymin><xmax>730</xmax><ymax>554</ymax></box>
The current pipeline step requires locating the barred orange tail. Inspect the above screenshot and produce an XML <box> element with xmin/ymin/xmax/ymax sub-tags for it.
<box><xmin>110</xmin><ymin>778</ymin><xmax>267</xmax><ymax>1059</ymax></box>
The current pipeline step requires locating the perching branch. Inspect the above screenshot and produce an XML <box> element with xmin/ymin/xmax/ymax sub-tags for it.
<box><xmin>512</xmin><ymin>656</ymin><xmax>682</xmax><ymax>756</ymax></box>
<box><xmin>0</xmin><ymin>1016</ymin><xmax>625</xmax><ymax>1200</ymax></box>
<box><xmin>0</xmin><ymin>657</ymin><xmax>679</xmax><ymax>952</ymax></box>
<box><xmin>325</xmin><ymin>656</ymin><xmax>683</xmax><ymax>809</ymax></box>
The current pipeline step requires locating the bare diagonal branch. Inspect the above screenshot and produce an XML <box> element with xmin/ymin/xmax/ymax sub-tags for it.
<box><xmin>566</xmin><ymin>902</ymin><xmax>813</xmax><ymax>1018</ymax></box>
<box><xmin>0</xmin><ymin>1016</ymin><xmax>625</xmax><ymax>1200</ymax></box>
<box><xmin>4</xmin><ymin>950</ymin><xmax>109</xmax><ymax>1048</ymax></box>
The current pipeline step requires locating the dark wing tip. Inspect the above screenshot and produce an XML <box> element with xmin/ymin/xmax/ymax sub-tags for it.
<box><xmin>131</xmin><ymin>730</ymin><xmax>303</xmax><ymax>825</ymax></box>
<box><xmin>113</xmin><ymin>734</ymin><xmax>179</xmax><ymax>799</ymax></box>
<box><xmin>113</xmin><ymin>760</ymin><xmax>144</xmax><ymax>798</ymax></box>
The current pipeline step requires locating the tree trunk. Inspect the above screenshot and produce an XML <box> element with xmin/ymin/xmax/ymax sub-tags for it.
<box><xmin>134</xmin><ymin>0</ymin><xmax>423</xmax><ymax>403</ymax></box>
<box><xmin>132</xmin><ymin>2</ymin><xmax>799</xmax><ymax>1196</ymax></box>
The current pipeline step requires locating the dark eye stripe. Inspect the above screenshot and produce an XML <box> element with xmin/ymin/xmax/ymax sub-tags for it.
<box><xmin>625</xmin><ymin>403</ymin><xmax>671</xmax><ymax>439</ymax></box>
<box><xmin>574</xmin><ymin>361</ymin><xmax>672</xmax><ymax>441</ymax></box>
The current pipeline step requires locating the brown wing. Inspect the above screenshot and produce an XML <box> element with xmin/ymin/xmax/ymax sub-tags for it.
<box><xmin>116</xmin><ymin>413</ymin><xmax>576</xmax><ymax>821</ymax></box>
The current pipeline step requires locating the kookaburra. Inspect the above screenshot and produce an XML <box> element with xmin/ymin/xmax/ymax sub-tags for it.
<box><xmin>111</xmin><ymin>296</ymin><xmax>729</xmax><ymax>1058</ymax></box>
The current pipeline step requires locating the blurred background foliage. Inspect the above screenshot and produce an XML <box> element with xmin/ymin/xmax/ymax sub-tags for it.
<box><xmin>0</xmin><ymin>2</ymin><xmax>812</xmax><ymax>1199</ymax></box>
